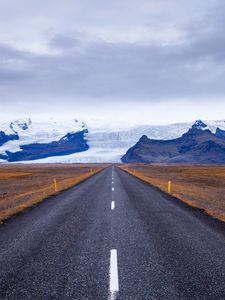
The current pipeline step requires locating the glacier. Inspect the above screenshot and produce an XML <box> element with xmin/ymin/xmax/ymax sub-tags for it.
<box><xmin>1</xmin><ymin>118</ymin><xmax>225</xmax><ymax>163</ymax></box>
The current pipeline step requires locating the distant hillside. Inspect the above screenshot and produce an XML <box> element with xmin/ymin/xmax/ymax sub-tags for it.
<box><xmin>122</xmin><ymin>128</ymin><xmax>225</xmax><ymax>164</ymax></box>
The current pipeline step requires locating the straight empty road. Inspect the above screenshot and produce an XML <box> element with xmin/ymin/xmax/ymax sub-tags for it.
<box><xmin>0</xmin><ymin>166</ymin><xmax>225</xmax><ymax>299</ymax></box>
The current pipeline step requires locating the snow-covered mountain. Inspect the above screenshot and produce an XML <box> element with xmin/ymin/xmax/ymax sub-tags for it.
<box><xmin>1</xmin><ymin>118</ymin><xmax>225</xmax><ymax>163</ymax></box>
<box><xmin>0</xmin><ymin>118</ymin><xmax>88</xmax><ymax>162</ymax></box>
<box><xmin>122</xmin><ymin>125</ymin><xmax>225</xmax><ymax>164</ymax></box>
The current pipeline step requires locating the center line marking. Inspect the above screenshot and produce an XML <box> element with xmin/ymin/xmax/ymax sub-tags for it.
<box><xmin>111</xmin><ymin>201</ymin><xmax>115</xmax><ymax>210</ymax></box>
<box><xmin>112</xmin><ymin>187</ymin><xmax>115</xmax><ymax>191</ymax></box>
<box><xmin>112</xmin><ymin>181</ymin><xmax>114</xmax><ymax>184</ymax></box>
<box><xmin>109</xmin><ymin>249</ymin><xmax>119</xmax><ymax>300</ymax></box>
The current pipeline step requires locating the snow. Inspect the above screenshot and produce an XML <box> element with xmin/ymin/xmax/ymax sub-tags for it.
<box><xmin>21</xmin><ymin>147</ymin><xmax>125</xmax><ymax>163</ymax></box>
<box><xmin>0</xmin><ymin>118</ymin><xmax>86</xmax><ymax>155</ymax></box>
<box><xmin>1</xmin><ymin>118</ymin><xmax>225</xmax><ymax>163</ymax></box>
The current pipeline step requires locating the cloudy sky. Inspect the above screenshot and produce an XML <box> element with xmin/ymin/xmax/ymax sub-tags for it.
<box><xmin>0</xmin><ymin>0</ymin><xmax>225</xmax><ymax>124</ymax></box>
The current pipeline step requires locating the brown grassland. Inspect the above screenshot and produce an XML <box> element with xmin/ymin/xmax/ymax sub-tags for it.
<box><xmin>0</xmin><ymin>164</ymin><xmax>107</xmax><ymax>222</ymax></box>
<box><xmin>121</xmin><ymin>164</ymin><xmax>225</xmax><ymax>222</ymax></box>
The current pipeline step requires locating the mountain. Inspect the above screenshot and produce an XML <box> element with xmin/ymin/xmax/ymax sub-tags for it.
<box><xmin>0</xmin><ymin>131</ymin><xmax>88</xmax><ymax>162</ymax></box>
<box><xmin>32</xmin><ymin>119</ymin><xmax>225</xmax><ymax>163</ymax></box>
<box><xmin>215</xmin><ymin>128</ymin><xmax>225</xmax><ymax>139</ymax></box>
<box><xmin>191</xmin><ymin>119</ymin><xmax>207</xmax><ymax>130</ymax></box>
<box><xmin>1</xmin><ymin>118</ymin><xmax>225</xmax><ymax>163</ymax></box>
<box><xmin>0</xmin><ymin>118</ymin><xmax>89</xmax><ymax>162</ymax></box>
<box><xmin>122</xmin><ymin>127</ymin><xmax>225</xmax><ymax>164</ymax></box>
<box><xmin>0</xmin><ymin>131</ymin><xmax>19</xmax><ymax>147</ymax></box>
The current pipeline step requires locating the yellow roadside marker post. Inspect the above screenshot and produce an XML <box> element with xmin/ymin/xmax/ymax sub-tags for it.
<box><xmin>90</xmin><ymin>169</ymin><xmax>93</xmax><ymax>175</ymax></box>
<box><xmin>168</xmin><ymin>180</ymin><xmax>171</xmax><ymax>193</ymax></box>
<box><xmin>54</xmin><ymin>178</ymin><xmax>57</xmax><ymax>192</ymax></box>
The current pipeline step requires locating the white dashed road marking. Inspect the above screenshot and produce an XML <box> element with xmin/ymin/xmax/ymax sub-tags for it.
<box><xmin>112</xmin><ymin>187</ymin><xmax>115</xmax><ymax>191</ymax></box>
<box><xmin>109</xmin><ymin>249</ymin><xmax>119</xmax><ymax>300</ymax></box>
<box><xmin>111</xmin><ymin>201</ymin><xmax>115</xmax><ymax>210</ymax></box>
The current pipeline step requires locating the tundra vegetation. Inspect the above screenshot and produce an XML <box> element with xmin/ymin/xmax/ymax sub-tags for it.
<box><xmin>0</xmin><ymin>164</ymin><xmax>106</xmax><ymax>222</ymax></box>
<box><xmin>121</xmin><ymin>164</ymin><xmax>225</xmax><ymax>222</ymax></box>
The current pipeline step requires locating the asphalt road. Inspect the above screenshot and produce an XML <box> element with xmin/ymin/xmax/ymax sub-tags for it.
<box><xmin>0</xmin><ymin>166</ymin><xmax>225</xmax><ymax>299</ymax></box>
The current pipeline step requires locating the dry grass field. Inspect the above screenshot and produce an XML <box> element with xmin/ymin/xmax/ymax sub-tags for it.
<box><xmin>121</xmin><ymin>164</ymin><xmax>225</xmax><ymax>222</ymax></box>
<box><xmin>0</xmin><ymin>164</ymin><xmax>107</xmax><ymax>222</ymax></box>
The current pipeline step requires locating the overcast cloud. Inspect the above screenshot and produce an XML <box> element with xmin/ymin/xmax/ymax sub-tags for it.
<box><xmin>0</xmin><ymin>0</ymin><xmax>225</xmax><ymax>123</ymax></box>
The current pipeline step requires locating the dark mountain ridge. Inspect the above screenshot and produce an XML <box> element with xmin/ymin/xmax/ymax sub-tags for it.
<box><xmin>0</xmin><ymin>130</ymin><xmax>89</xmax><ymax>162</ymax></box>
<box><xmin>122</xmin><ymin>127</ymin><xmax>225</xmax><ymax>164</ymax></box>
<box><xmin>0</xmin><ymin>131</ymin><xmax>19</xmax><ymax>147</ymax></box>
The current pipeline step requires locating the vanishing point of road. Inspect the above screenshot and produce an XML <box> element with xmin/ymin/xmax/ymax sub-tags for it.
<box><xmin>0</xmin><ymin>166</ymin><xmax>225</xmax><ymax>299</ymax></box>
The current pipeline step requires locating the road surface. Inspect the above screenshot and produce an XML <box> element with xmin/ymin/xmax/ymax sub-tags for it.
<box><xmin>0</xmin><ymin>166</ymin><xmax>225</xmax><ymax>299</ymax></box>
